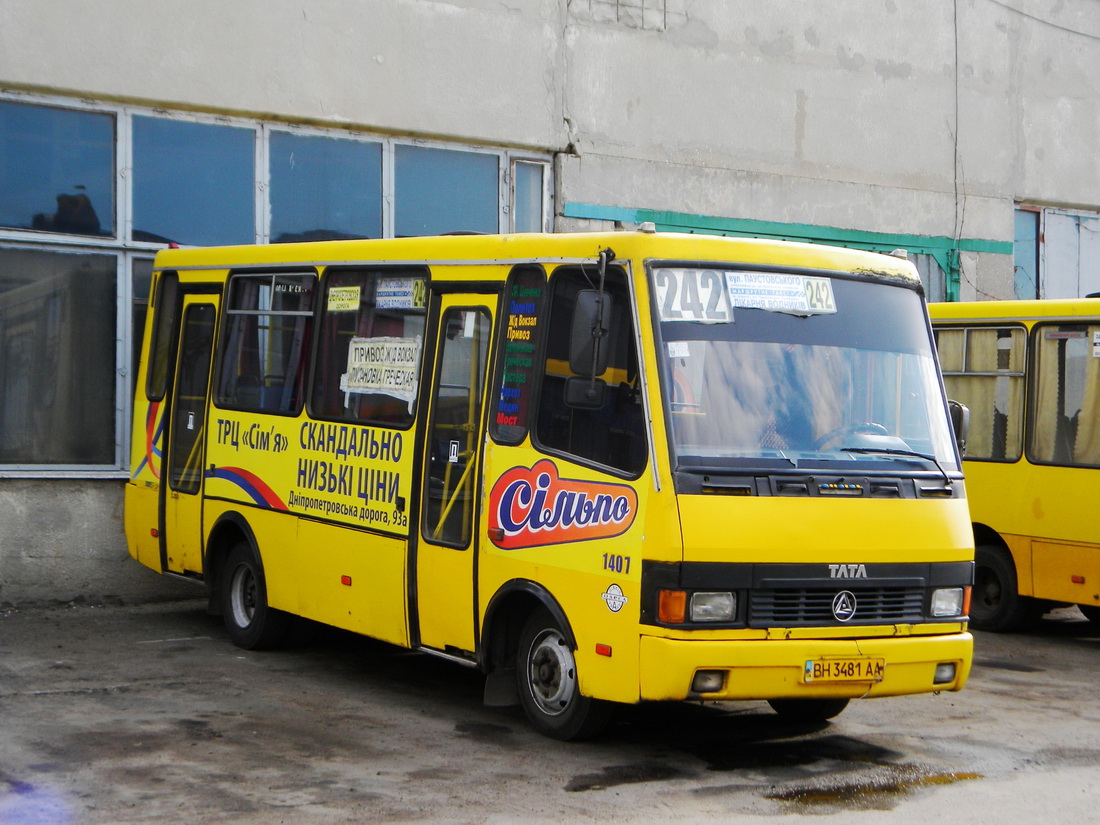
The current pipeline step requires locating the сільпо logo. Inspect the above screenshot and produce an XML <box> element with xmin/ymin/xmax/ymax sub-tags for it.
<box><xmin>488</xmin><ymin>460</ymin><xmax>638</xmax><ymax>550</ymax></box>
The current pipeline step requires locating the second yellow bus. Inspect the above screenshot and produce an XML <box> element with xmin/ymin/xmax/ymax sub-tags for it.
<box><xmin>932</xmin><ymin>298</ymin><xmax>1100</xmax><ymax>631</ymax></box>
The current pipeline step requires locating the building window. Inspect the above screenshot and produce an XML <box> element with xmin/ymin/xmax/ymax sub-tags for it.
<box><xmin>911</xmin><ymin>253</ymin><xmax>947</xmax><ymax>303</ymax></box>
<box><xmin>269</xmin><ymin>131</ymin><xmax>383</xmax><ymax>243</ymax></box>
<box><xmin>0</xmin><ymin>100</ymin><xmax>115</xmax><ymax>237</ymax></box>
<box><xmin>0</xmin><ymin>247</ymin><xmax>117</xmax><ymax>465</ymax></box>
<box><xmin>395</xmin><ymin>145</ymin><xmax>499</xmax><ymax>237</ymax></box>
<box><xmin>572</xmin><ymin>0</ymin><xmax>685</xmax><ymax>31</ymax></box>
<box><xmin>0</xmin><ymin>92</ymin><xmax>550</xmax><ymax>472</ymax></box>
<box><xmin>512</xmin><ymin>160</ymin><xmax>547</xmax><ymax>233</ymax></box>
<box><xmin>132</xmin><ymin>115</ymin><xmax>255</xmax><ymax>246</ymax></box>
<box><xmin>1013</xmin><ymin>208</ymin><xmax>1040</xmax><ymax>300</ymax></box>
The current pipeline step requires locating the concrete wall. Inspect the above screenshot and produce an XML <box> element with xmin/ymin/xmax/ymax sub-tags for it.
<box><xmin>0</xmin><ymin>480</ymin><xmax>197</xmax><ymax>607</ymax></box>
<box><xmin>5</xmin><ymin>0</ymin><xmax>1096</xmax><ymax>251</ymax></box>
<box><xmin>4</xmin><ymin>0</ymin><xmax>567</xmax><ymax>147</ymax></box>
<box><xmin>2</xmin><ymin>0</ymin><xmax>1098</xmax><ymax>604</ymax></box>
<box><xmin>554</xmin><ymin>1</ymin><xmax>1099</xmax><ymax>292</ymax></box>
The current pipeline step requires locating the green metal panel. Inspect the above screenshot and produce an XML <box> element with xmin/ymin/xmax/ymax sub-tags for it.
<box><xmin>563</xmin><ymin>202</ymin><xmax>1013</xmax><ymax>303</ymax></box>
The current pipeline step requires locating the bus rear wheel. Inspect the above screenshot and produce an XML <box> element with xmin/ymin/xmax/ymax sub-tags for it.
<box><xmin>768</xmin><ymin>697</ymin><xmax>850</xmax><ymax>722</ymax></box>
<box><xmin>516</xmin><ymin>608</ymin><xmax>612</xmax><ymax>741</ymax></box>
<box><xmin>971</xmin><ymin>545</ymin><xmax>1041</xmax><ymax>632</ymax></box>
<box><xmin>221</xmin><ymin>542</ymin><xmax>291</xmax><ymax>650</ymax></box>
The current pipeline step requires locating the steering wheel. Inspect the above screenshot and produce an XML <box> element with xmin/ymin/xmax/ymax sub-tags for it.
<box><xmin>812</xmin><ymin>422</ymin><xmax>889</xmax><ymax>451</ymax></box>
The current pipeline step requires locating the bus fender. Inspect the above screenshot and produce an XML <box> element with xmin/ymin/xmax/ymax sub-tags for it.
<box><xmin>203</xmin><ymin>511</ymin><xmax>259</xmax><ymax>614</ymax></box>
<box><xmin>480</xmin><ymin>580</ymin><xmax>576</xmax><ymax>708</ymax></box>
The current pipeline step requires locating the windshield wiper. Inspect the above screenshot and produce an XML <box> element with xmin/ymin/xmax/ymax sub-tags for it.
<box><xmin>840</xmin><ymin>447</ymin><xmax>952</xmax><ymax>486</ymax></box>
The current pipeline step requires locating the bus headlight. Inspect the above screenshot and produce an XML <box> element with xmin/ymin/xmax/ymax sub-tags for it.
<box><xmin>931</xmin><ymin>587</ymin><xmax>966</xmax><ymax>618</ymax></box>
<box><xmin>690</xmin><ymin>591</ymin><xmax>736</xmax><ymax>622</ymax></box>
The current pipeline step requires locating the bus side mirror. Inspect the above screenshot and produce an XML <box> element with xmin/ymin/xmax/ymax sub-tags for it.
<box><xmin>569</xmin><ymin>289</ymin><xmax>611</xmax><ymax>377</ymax></box>
<box><xmin>564</xmin><ymin>376</ymin><xmax>607</xmax><ymax>409</ymax></box>
<box><xmin>948</xmin><ymin>400</ymin><xmax>970</xmax><ymax>456</ymax></box>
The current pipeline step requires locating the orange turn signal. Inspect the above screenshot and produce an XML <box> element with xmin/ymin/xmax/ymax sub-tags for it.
<box><xmin>658</xmin><ymin>589</ymin><xmax>687</xmax><ymax>624</ymax></box>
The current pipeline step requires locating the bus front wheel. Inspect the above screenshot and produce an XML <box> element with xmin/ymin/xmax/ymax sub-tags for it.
<box><xmin>221</xmin><ymin>542</ymin><xmax>291</xmax><ymax>650</ymax></box>
<box><xmin>516</xmin><ymin>609</ymin><xmax>612</xmax><ymax>740</ymax></box>
<box><xmin>971</xmin><ymin>544</ymin><xmax>1041</xmax><ymax>632</ymax></box>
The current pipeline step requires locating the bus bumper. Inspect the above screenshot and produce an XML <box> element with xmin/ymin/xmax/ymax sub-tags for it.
<box><xmin>638</xmin><ymin>632</ymin><xmax>973</xmax><ymax>702</ymax></box>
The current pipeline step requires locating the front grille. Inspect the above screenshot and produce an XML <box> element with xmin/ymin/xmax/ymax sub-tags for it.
<box><xmin>750</xmin><ymin>587</ymin><xmax>924</xmax><ymax>627</ymax></box>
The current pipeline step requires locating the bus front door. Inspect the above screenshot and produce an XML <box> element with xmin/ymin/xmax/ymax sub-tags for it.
<box><xmin>161</xmin><ymin>295</ymin><xmax>218</xmax><ymax>577</ymax></box>
<box><xmin>415</xmin><ymin>297</ymin><xmax>496</xmax><ymax>656</ymax></box>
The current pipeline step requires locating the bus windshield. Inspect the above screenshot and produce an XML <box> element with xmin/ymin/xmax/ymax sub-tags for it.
<box><xmin>652</xmin><ymin>268</ymin><xmax>957</xmax><ymax>473</ymax></box>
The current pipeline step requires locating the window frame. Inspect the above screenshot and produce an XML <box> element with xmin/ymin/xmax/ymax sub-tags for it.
<box><xmin>213</xmin><ymin>270</ymin><xmax>319</xmax><ymax>417</ymax></box>
<box><xmin>530</xmin><ymin>263</ymin><xmax>648</xmax><ymax>478</ymax></box>
<box><xmin>0</xmin><ymin>90</ymin><xmax>551</xmax><ymax>475</ymax></box>
<box><xmin>936</xmin><ymin>323</ymin><xmax>1027</xmax><ymax>464</ymax></box>
<box><xmin>1026</xmin><ymin>320</ymin><xmax>1100</xmax><ymax>470</ymax></box>
<box><xmin>307</xmin><ymin>265</ymin><xmax>430</xmax><ymax>430</ymax></box>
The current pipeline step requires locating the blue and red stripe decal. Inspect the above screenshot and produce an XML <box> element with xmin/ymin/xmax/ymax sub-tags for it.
<box><xmin>206</xmin><ymin>466</ymin><xmax>288</xmax><ymax>511</ymax></box>
<box><xmin>131</xmin><ymin>401</ymin><xmax>165</xmax><ymax>480</ymax></box>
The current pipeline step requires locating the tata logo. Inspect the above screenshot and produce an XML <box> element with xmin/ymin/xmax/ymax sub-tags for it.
<box><xmin>488</xmin><ymin>460</ymin><xmax>638</xmax><ymax>550</ymax></box>
<box><xmin>829</xmin><ymin>563</ymin><xmax>868</xmax><ymax>579</ymax></box>
<box><xmin>832</xmin><ymin>590</ymin><xmax>858</xmax><ymax>622</ymax></box>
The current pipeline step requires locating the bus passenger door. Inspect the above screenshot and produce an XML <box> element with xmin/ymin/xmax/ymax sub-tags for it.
<box><xmin>415</xmin><ymin>296</ymin><xmax>496</xmax><ymax>656</ymax></box>
<box><xmin>162</xmin><ymin>295</ymin><xmax>218</xmax><ymax>576</ymax></box>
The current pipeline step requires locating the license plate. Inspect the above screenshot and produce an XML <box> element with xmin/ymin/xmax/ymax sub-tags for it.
<box><xmin>803</xmin><ymin>657</ymin><xmax>885</xmax><ymax>683</ymax></box>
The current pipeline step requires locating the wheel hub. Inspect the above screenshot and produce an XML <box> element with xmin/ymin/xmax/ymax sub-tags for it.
<box><xmin>527</xmin><ymin>629</ymin><xmax>576</xmax><ymax>716</ymax></box>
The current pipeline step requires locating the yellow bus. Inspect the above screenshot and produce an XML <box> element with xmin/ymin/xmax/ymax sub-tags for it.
<box><xmin>931</xmin><ymin>299</ymin><xmax>1100</xmax><ymax>631</ymax></box>
<box><xmin>126</xmin><ymin>229</ymin><xmax>973</xmax><ymax>739</ymax></box>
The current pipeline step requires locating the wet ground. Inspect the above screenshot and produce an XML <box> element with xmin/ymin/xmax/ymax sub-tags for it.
<box><xmin>1</xmin><ymin>599</ymin><xmax>1098</xmax><ymax>823</ymax></box>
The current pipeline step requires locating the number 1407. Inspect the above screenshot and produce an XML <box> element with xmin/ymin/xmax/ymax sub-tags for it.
<box><xmin>602</xmin><ymin>554</ymin><xmax>631</xmax><ymax>574</ymax></box>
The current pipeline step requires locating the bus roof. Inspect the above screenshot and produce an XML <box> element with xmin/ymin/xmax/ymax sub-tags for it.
<box><xmin>929</xmin><ymin>298</ymin><xmax>1100</xmax><ymax>323</ymax></box>
<box><xmin>151</xmin><ymin>229</ymin><xmax>921</xmax><ymax>285</ymax></box>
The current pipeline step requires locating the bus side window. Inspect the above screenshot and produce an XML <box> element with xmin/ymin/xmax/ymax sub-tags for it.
<box><xmin>490</xmin><ymin>265</ymin><xmax>546</xmax><ymax>445</ymax></box>
<box><xmin>146</xmin><ymin>271</ymin><xmax>179</xmax><ymax>402</ymax></box>
<box><xmin>937</xmin><ymin>325</ymin><xmax>1025</xmax><ymax>462</ymax></box>
<box><xmin>215</xmin><ymin>272</ymin><xmax>316</xmax><ymax>415</ymax></box>
<box><xmin>1032</xmin><ymin>323</ymin><xmax>1100</xmax><ymax>467</ymax></box>
<box><xmin>424</xmin><ymin>308</ymin><xmax>491</xmax><ymax>546</ymax></box>
<box><xmin>534</xmin><ymin>266</ymin><xmax>646</xmax><ymax>476</ymax></box>
<box><xmin>309</xmin><ymin>267</ymin><xmax>427</xmax><ymax>427</ymax></box>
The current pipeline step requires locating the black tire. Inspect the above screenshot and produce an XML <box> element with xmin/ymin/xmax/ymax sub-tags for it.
<box><xmin>515</xmin><ymin>608</ymin><xmax>612</xmax><ymax>741</ymax></box>
<box><xmin>221</xmin><ymin>541</ymin><xmax>291</xmax><ymax>650</ymax></box>
<box><xmin>1078</xmin><ymin>604</ymin><xmax>1100</xmax><ymax>624</ymax></box>
<box><xmin>971</xmin><ymin>544</ymin><xmax>1042</xmax><ymax>633</ymax></box>
<box><xmin>767</xmin><ymin>697</ymin><xmax>850</xmax><ymax>722</ymax></box>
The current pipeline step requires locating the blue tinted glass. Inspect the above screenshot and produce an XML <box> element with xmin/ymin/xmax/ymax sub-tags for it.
<box><xmin>1014</xmin><ymin>209</ymin><xmax>1039</xmax><ymax>300</ymax></box>
<box><xmin>133</xmin><ymin>116</ymin><xmax>254</xmax><ymax>246</ymax></box>
<box><xmin>0</xmin><ymin>101</ymin><xmax>115</xmax><ymax>236</ymax></box>
<box><xmin>395</xmin><ymin>145</ymin><xmax>498</xmax><ymax>237</ymax></box>
<box><xmin>513</xmin><ymin>161</ymin><xmax>544</xmax><ymax>233</ymax></box>
<box><xmin>270</xmin><ymin>132</ymin><xmax>382</xmax><ymax>242</ymax></box>
<box><xmin>0</xmin><ymin>248</ymin><xmax>117</xmax><ymax>464</ymax></box>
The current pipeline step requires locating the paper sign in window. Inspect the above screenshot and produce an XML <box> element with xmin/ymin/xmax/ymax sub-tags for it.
<box><xmin>327</xmin><ymin>286</ymin><xmax>360</xmax><ymax>312</ymax></box>
<box><xmin>340</xmin><ymin>336</ymin><xmax>421</xmax><ymax>412</ymax></box>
